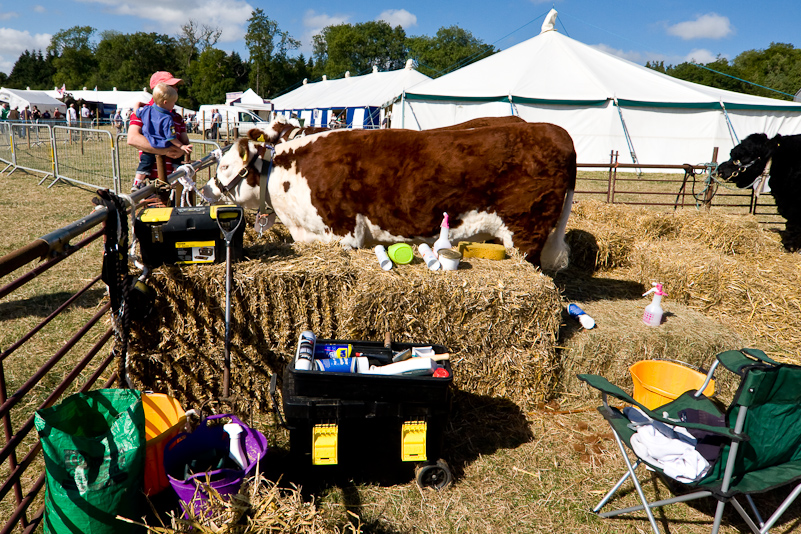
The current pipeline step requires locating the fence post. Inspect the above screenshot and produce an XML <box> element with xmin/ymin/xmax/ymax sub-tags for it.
<box><xmin>606</xmin><ymin>150</ymin><xmax>619</xmax><ymax>204</ymax></box>
<box><xmin>703</xmin><ymin>146</ymin><xmax>719</xmax><ymax>211</ymax></box>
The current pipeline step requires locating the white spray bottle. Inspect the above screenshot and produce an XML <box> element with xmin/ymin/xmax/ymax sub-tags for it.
<box><xmin>433</xmin><ymin>212</ymin><xmax>452</xmax><ymax>255</ymax></box>
<box><xmin>642</xmin><ymin>282</ymin><xmax>666</xmax><ymax>327</ymax></box>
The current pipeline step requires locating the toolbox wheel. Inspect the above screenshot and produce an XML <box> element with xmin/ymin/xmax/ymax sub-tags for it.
<box><xmin>415</xmin><ymin>459</ymin><xmax>452</xmax><ymax>490</ymax></box>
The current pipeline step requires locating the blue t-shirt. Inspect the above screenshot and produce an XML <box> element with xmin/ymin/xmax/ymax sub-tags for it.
<box><xmin>136</xmin><ymin>105</ymin><xmax>176</xmax><ymax>149</ymax></box>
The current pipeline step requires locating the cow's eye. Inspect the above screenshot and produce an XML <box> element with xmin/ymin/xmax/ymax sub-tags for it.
<box><xmin>220</xmin><ymin>164</ymin><xmax>228</xmax><ymax>171</ymax></box>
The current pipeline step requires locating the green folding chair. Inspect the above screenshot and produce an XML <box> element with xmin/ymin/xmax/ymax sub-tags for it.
<box><xmin>579</xmin><ymin>348</ymin><xmax>801</xmax><ymax>534</ymax></box>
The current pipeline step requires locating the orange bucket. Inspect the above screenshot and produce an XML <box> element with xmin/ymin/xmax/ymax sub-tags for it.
<box><xmin>143</xmin><ymin>393</ymin><xmax>186</xmax><ymax>495</ymax></box>
<box><xmin>629</xmin><ymin>360</ymin><xmax>714</xmax><ymax>410</ymax></box>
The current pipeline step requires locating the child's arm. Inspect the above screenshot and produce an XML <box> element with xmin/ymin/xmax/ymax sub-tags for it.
<box><xmin>170</xmin><ymin>138</ymin><xmax>193</xmax><ymax>156</ymax></box>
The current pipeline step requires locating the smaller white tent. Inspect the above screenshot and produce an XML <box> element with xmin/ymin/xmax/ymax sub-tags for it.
<box><xmin>227</xmin><ymin>88</ymin><xmax>272</xmax><ymax>114</ymax></box>
<box><xmin>43</xmin><ymin>88</ymin><xmax>154</xmax><ymax>117</ymax></box>
<box><xmin>0</xmin><ymin>88</ymin><xmax>66</xmax><ymax>114</ymax></box>
<box><xmin>271</xmin><ymin>61</ymin><xmax>431</xmax><ymax>128</ymax></box>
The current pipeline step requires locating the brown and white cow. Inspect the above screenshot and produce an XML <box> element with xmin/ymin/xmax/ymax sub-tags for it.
<box><xmin>201</xmin><ymin>121</ymin><xmax>576</xmax><ymax>270</ymax></box>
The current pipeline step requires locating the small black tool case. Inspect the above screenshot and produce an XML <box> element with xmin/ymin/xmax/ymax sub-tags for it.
<box><xmin>134</xmin><ymin>205</ymin><xmax>244</xmax><ymax>267</ymax></box>
<box><xmin>281</xmin><ymin>338</ymin><xmax>454</xmax><ymax>489</ymax></box>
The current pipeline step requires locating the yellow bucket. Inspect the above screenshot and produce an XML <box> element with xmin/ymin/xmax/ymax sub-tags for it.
<box><xmin>143</xmin><ymin>393</ymin><xmax>187</xmax><ymax>495</ymax></box>
<box><xmin>629</xmin><ymin>360</ymin><xmax>714</xmax><ymax>410</ymax></box>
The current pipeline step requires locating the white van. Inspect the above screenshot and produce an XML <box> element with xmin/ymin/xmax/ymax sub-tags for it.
<box><xmin>197</xmin><ymin>104</ymin><xmax>266</xmax><ymax>139</ymax></box>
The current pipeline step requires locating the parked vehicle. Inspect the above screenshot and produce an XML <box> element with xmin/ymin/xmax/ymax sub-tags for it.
<box><xmin>197</xmin><ymin>105</ymin><xmax>266</xmax><ymax>139</ymax></box>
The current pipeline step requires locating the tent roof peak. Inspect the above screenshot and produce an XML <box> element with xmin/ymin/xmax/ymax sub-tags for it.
<box><xmin>541</xmin><ymin>8</ymin><xmax>558</xmax><ymax>34</ymax></box>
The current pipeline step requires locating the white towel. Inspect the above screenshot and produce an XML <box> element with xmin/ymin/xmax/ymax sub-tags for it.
<box><xmin>630</xmin><ymin>424</ymin><xmax>709</xmax><ymax>482</ymax></box>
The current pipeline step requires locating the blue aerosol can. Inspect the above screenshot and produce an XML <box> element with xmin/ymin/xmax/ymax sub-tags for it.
<box><xmin>567</xmin><ymin>303</ymin><xmax>595</xmax><ymax>329</ymax></box>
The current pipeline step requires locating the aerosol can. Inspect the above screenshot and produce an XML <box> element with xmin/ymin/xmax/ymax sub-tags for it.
<box><xmin>642</xmin><ymin>282</ymin><xmax>666</xmax><ymax>327</ymax></box>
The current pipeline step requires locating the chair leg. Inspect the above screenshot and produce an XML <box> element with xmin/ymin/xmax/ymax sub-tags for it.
<box><xmin>729</xmin><ymin>497</ymin><xmax>762</xmax><ymax>534</ymax></box>
<box><xmin>593</xmin><ymin>460</ymin><xmax>638</xmax><ymax>513</ymax></box>
<box><xmin>610</xmin><ymin>429</ymin><xmax>662</xmax><ymax>534</ymax></box>
<box><xmin>759</xmin><ymin>481</ymin><xmax>801</xmax><ymax>533</ymax></box>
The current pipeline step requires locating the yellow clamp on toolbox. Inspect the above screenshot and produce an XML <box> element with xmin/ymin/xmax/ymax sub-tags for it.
<box><xmin>401</xmin><ymin>421</ymin><xmax>427</xmax><ymax>462</ymax></box>
<box><xmin>312</xmin><ymin>424</ymin><xmax>339</xmax><ymax>465</ymax></box>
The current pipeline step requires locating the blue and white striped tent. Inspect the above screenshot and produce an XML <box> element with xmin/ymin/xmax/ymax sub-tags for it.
<box><xmin>271</xmin><ymin>61</ymin><xmax>430</xmax><ymax>129</ymax></box>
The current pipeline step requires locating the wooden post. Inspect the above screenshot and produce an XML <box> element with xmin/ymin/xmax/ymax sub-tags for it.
<box><xmin>703</xmin><ymin>147</ymin><xmax>719</xmax><ymax>211</ymax></box>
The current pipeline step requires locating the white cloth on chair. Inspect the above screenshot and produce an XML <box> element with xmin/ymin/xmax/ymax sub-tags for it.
<box><xmin>625</xmin><ymin>407</ymin><xmax>710</xmax><ymax>482</ymax></box>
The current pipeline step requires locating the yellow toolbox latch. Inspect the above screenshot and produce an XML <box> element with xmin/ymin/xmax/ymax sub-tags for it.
<box><xmin>312</xmin><ymin>424</ymin><xmax>338</xmax><ymax>465</ymax></box>
<box><xmin>401</xmin><ymin>421</ymin><xmax>427</xmax><ymax>462</ymax></box>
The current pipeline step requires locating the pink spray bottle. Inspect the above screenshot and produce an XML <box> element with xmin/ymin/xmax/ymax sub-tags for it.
<box><xmin>642</xmin><ymin>282</ymin><xmax>666</xmax><ymax>326</ymax></box>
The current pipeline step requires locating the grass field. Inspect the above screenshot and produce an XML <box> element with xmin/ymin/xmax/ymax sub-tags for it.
<box><xmin>1</xmin><ymin>165</ymin><xmax>797</xmax><ymax>534</ymax></box>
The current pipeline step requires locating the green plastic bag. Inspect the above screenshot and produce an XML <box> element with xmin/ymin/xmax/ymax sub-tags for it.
<box><xmin>34</xmin><ymin>389</ymin><xmax>145</xmax><ymax>534</ymax></box>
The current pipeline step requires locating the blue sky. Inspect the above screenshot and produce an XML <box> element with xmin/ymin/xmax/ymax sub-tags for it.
<box><xmin>1</xmin><ymin>0</ymin><xmax>799</xmax><ymax>87</ymax></box>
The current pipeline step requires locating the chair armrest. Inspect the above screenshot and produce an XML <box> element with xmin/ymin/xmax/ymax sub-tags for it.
<box><xmin>578</xmin><ymin>373</ymin><xmax>746</xmax><ymax>442</ymax></box>
<box><xmin>717</xmin><ymin>348</ymin><xmax>779</xmax><ymax>376</ymax></box>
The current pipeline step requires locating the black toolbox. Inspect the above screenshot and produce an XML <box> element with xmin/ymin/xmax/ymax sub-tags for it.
<box><xmin>281</xmin><ymin>338</ymin><xmax>454</xmax><ymax>488</ymax></box>
<box><xmin>134</xmin><ymin>205</ymin><xmax>244</xmax><ymax>267</ymax></box>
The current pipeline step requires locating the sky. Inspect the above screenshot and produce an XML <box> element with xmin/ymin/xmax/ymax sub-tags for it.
<box><xmin>1</xmin><ymin>0</ymin><xmax>800</xmax><ymax>88</ymax></box>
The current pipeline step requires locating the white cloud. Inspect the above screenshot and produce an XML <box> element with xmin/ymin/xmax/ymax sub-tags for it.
<box><xmin>75</xmin><ymin>0</ymin><xmax>253</xmax><ymax>43</ymax></box>
<box><xmin>685</xmin><ymin>48</ymin><xmax>719</xmax><ymax>64</ymax></box>
<box><xmin>667</xmin><ymin>13</ymin><xmax>733</xmax><ymax>40</ymax></box>
<box><xmin>301</xmin><ymin>10</ymin><xmax>350</xmax><ymax>54</ymax></box>
<box><xmin>591</xmin><ymin>43</ymin><xmax>646</xmax><ymax>64</ymax></box>
<box><xmin>0</xmin><ymin>28</ymin><xmax>52</xmax><ymax>74</ymax></box>
<box><xmin>0</xmin><ymin>9</ymin><xmax>18</xmax><ymax>20</ymax></box>
<box><xmin>33</xmin><ymin>5</ymin><xmax>46</xmax><ymax>14</ymax></box>
<box><xmin>377</xmin><ymin>9</ymin><xmax>417</xmax><ymax>29</ymax></box>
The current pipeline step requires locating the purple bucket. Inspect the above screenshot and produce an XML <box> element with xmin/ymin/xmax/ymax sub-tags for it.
<box><xmin>163</xmin><ymin>414</ymin><xmax>268</xmax><ymax>517</ymax></box>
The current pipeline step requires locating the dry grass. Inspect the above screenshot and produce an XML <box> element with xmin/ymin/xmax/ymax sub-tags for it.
<box><xmin>5</xmin><ymin>165</ymin><xmax>801</xmax><ymax>534</ymax></box>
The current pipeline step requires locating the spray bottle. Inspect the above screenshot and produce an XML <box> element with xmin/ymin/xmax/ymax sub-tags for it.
<box><xmin>642</xmin><ymin>283</ymin><xmax>666</xmax><ymax>327</ymax></box>
<box><xmin>433</xmin><ymin>212</ymin><xmax>452</xmax><ymax>255</ymax></box>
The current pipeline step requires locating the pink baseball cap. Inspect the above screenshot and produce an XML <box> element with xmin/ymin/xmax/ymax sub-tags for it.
<box><xmin>149</xmin><ymin>71</ymin><xmax>182</xmax><ymax>89</ymax></box>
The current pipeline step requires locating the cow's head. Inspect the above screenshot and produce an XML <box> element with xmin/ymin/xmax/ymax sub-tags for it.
<box><xmin>200</xmin><ymin>137</ymin><xmax>265</xmax><ymax>210</ymax></box>
<box><xmin>716</xmin><ymin>133</ymin><xmax>777</xmax><ymax>188</ymax></box>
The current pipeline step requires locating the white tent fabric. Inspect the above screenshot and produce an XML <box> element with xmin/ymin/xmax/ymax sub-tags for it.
<box><xmin>43</xmin><ymin>88</ymin><xmax>154</xmax><ymax>112</ymax></box>
<box><xmin>398</xmin><ymin>9</ymin><xmax>801</xmax><ymax>167</ymax></box>
<box><xmin>272</xmin><ymin>62</ymin><xmax>431</xmax><ymax>128</ymax></box>
<box><xmin>0</xmin><ymin>88</ymin><xmax>66</xmax><ymax>114</ymax></box>
<box><xmin>229</xmin><ymin>88</ymin><xmax>272</xmax><ymax>111</ymax></box>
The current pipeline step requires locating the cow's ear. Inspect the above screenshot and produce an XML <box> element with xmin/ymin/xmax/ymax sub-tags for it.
<box><xmin>769</xmin><ymin>134</ymin><xmax>783</xmax><ymax>150</ymax></box>
<box><xmin>237</xmin><ymin>138</ymin><xmax>250</xmax><ymax>162</ymax></box>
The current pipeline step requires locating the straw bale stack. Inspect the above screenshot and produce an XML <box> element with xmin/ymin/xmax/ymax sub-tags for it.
<box><xmin>129</xmin><ymin>223</ymin><xmax>563</xmax><ymax>411</ymax></box>
<box><xmin>561</xmin><ymin>200</ymin><xmax>801</xmax><ymax>364</ymax></box>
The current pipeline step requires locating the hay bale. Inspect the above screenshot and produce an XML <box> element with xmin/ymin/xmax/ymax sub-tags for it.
<box><xmin>129</xmin><ymin>225</ymin><xmax>563</xmax><ymax>411</ymax></box>
<box><xmin>566</xmin><ymin>200</ymin><xmax>801</xmax><ymax>361</ymax></box>
<box><xmin>557</xmin><ymin>298</ymin><xmax>742</xmax><ymax>402</ymax></box>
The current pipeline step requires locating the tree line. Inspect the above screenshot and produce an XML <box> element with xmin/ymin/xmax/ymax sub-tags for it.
<box><xmin>3</xmin><ymin>8</ymin><xmax>798</xmax><ymax>109</ymax></box>
<box><xmin>0</xmin><ymin>9</ymin><xmax>494</xmax><ymax>110</ymax></box>
<box><xmin>647</xmin><ymin>43</ymin><xmax>801</xmax><ymax>101</ymax></box>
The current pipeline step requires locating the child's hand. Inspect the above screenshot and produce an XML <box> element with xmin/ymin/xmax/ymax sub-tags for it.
<box><xmin>182</xmin><ymin>144</ymin><xmax>193</xmax><ymax>155</ymax></box>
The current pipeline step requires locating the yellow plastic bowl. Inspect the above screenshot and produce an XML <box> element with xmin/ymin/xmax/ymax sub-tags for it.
<box><xmin>143</xmin><ymin>393</ymin><xmax>187</xmax><ymax>495</ymax></box>
<box><xmin>629</xmin><ymin>360</ymin><xmax>715</xmax><ymax>410</ymax></box>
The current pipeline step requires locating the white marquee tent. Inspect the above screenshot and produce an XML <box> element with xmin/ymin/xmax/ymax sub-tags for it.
<box><xmin>396</xmin><ymin>9</ymin><xmax>801</xmax><ymax>167</ymax></box>
<box><xmin>43</xmin><ymin>88</ymin><xmax>156</xmax><ymax>117</ymax></box>
<box><xmin>0</xmin><ymin>88</ymin><xmax>66</xmax><ymax>114</ymax></box>
<box><xmin>272</xmin><ymin>61</ymin><xmax>430</xmax><ymax>129</ymax></box>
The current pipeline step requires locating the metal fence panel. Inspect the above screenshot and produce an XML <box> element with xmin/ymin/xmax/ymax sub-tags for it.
<box><xmin>115</xmin><ymin>134</ymin><xmax>220</xmax><ymax>192</ymax></box>
<box><xmin>52</xmin><ymin>125</ymin><xmax>118</xmax><ymax>192</ymax></box>
<box><xmin>9</xmin><ymin>124</ymin><xmax>55</xmax><ymax>181</ymax></box>
<box><xmin>0</xmin><ymin>123</ymin><xmax>13</xmax><ymax>170</ymax></box>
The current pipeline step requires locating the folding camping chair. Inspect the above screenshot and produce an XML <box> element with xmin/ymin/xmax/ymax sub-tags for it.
<box><xmin>579</xmin><ymin>348</ymin><xmax>801</xmax><ymax>534</ymax></box>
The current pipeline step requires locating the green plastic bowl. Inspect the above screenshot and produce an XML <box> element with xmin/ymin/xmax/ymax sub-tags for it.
<box><xmin>387</xmin><ymin>243</ymin><xmax>414</xmax><ymax>265</ymax></box>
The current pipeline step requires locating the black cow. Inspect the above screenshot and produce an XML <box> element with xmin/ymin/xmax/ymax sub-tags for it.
<box><xmin>716</xmin><ymin>133</ymin><xmax>801</xmax><ymax>250</ymax></box>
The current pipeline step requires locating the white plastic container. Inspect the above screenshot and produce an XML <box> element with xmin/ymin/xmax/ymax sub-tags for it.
<box><xmin>223</xmin><ymin>423</ymin><xmax>247</xmax><ymax>469</ymax></box>
<box><xmin>374</xmin><ymin>245</ymin><xmax>393</xmax><ymax>270</ymax></box>
<box><xmin>433</xmin><ymin>212</ymin><xmax>452</xmax><ymax>255</ymax></box>
<box><xmin>642</xmin><ymin>283</ymin><xmax>666</xmax><ymax>327</ymax></box>
<box><xmin>295</xmin><ymin>330</ymin><xmax>316</xmax><ymax>370</ymax></box>
<box><xmin>366</xmin><ymin>357</ymin><xmax>439</xmax><ymax>376</ymax></box>
<box><xmin>418</xmin><ymin>243</ymin><xmax>441</xmax><ymax>270</ymax></box>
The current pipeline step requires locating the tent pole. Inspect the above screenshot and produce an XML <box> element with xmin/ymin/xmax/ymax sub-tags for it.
<box><xmin>720</xmin><ymin>101</ymin><xmax>740</xmax><ymax>145</ymax></box>
<box><xmin>614</xmin><ymin>98</ymin><xmax>642</xmax><ymax>176</ymax></box>
<box><xmin>401</xmin><ymin>91</ymin><xmax>406</xmax><ymax>129</ymax></box>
